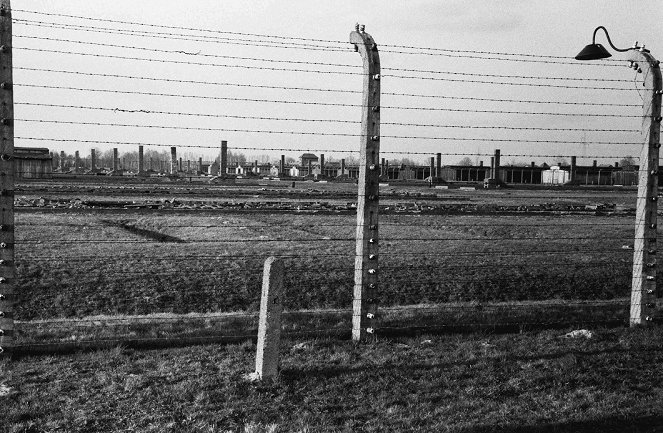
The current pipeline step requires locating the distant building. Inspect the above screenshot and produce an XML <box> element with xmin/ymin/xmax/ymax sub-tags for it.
<box><xmin>289</xmin><ymin>166</ymin><xmax>301</xmax><ymax>177</ymax></box>
<box><xmin>15</xmin><ymin>147</ymin><xmax>52</xmax><ymax>179</ymax></box>
<box><xmin>300</xmin><ymin>153</ymin><xmax>318</xmax><ymax>167</ymax></box>
<box><xmin>542</xmin><ymin>166</ymin><xmax>570</xmax><ymax>185</ymax></box>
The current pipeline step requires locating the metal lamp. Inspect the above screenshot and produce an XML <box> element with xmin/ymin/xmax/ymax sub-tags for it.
<box><xmin>575</xmin><ymin>26</ymin><xmax>635</xmax><ymax>60</ymax></box>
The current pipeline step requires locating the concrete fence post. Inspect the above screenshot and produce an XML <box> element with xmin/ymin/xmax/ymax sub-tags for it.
<box><xmin>351</xmin><ymin>24</ymin><xmax>380</xmax><ymax>341</ymax></box>
<box><xmin>629</xmin><ymin>50</ymin><xmax>662</xmax><ymax>326</ymax></box>
<box><xmin>0</xmin><ymin>0</ymin><xmax>14</xmax><ymax>356</ymax></box>
<box><xmin>249</xmin><ymin>257</ymin><xmax>284</xmax><ymax>380</ymax></box>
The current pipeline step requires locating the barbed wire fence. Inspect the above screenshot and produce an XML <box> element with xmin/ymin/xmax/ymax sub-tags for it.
<box><xmin>0</xmin><ymin>5</ymin><xmax>659</xmax><ymax>355</ymax></box>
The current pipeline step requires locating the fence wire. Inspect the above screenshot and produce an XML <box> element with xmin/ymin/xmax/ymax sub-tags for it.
<box><xmin>5</xmin><ymin>8</ymin><xmax>660</xmax><ymax>353</ymax></box>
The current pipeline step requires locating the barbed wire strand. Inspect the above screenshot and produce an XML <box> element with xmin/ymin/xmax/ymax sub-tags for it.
<box><xmin>12</xmin><ymin>9</ymin><xmax>627</xmax><ymax>65</ymax></box>
<box><xmin>14</xmin><ymin>34</ymin><xmax>634</xmax><ymax>84</ymax></box>
<box><xmin>15</xmin><ymin>101</ymin><xmax>644</xmax><ymax>118</ymax></box>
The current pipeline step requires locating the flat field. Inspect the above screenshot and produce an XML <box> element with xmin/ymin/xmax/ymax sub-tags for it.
<box><xmin>3</xmin><ymin>178</ymin><xmax>663</xmax><ymax>432</ymax></box>
<box><xmin>10</xmin><ymin>178</ymin><xmax>652</xmax><ymax>347</ymax></box>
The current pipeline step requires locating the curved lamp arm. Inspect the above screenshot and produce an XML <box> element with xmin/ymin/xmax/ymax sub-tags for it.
<box><xmin>592</xmin><ymin>26</ymin><xmax>632</xmax><ymax>52</ymax></box>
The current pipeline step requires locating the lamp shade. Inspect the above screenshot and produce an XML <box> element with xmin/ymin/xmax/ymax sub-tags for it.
<box><xmin>575</xmin><ymin>43</ymin><xmax>612</xmax><ymax>60</ymax></box>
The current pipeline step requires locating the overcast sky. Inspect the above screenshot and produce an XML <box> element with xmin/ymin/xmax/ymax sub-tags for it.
<box><xmin>11</xmin><ymin>0</ymin><xmax>663</xmax><ymax>166</ymax></box>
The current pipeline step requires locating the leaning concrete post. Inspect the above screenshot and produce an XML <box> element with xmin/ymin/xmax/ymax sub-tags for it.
<box><xmin>0</xmin><ymin>0</ymin><xmax>14</xmax><ymax>357</ymax></box>
<box><xmin>629</xmin><ymin>50</ymin><xmax>662</xmax><ymax>326</ymax></box>
<box><xmin>351</xmin><ymin>24</ymin><xmax>380</xmax><ymax>341</ymax></box>
<box><xmin>251</xmin><ymin>257</ymin><xmax>284</xmax><ymax>380</ymax></box>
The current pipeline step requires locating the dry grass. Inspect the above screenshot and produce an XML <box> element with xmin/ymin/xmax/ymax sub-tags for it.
<box><xmin>2</xmin><ymin>326</ymin><xmax>663</xmax><ymax>432</ymax></box>
<box><xmin>12</xmin><ymin>183</ymin><xmax>643</xmax><ymax>348</ymax></box>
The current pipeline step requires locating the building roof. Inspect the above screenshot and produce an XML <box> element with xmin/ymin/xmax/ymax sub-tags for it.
<box><xmin>15</xmin><ymin>147</ymin><xmax>52</xmax><ymax>160</ymax></box>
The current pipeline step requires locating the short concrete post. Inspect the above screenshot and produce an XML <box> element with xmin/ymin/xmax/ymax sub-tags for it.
<box><xmin>436</xmin><ymin>153</ymin><xmax>442</xmax><ymax>178</ymax></box>
<box><xmin>59</xmin><ymin>150</ymin><xmax>65</xmax><ymax>171</ymax></box>
<box><xmin>91</xmin><ymin>148</ymin><xmax>97</xmax><ymax>171</ymax></box>
<box><xmin>112</xmin><ymin>148</ymin><xmax>118</xmax><ymax>171</ymax></box>
<box><xmin>250</xmin><ymin>257</ymin><xmax>283</xmax><ymax>380</ymax></box>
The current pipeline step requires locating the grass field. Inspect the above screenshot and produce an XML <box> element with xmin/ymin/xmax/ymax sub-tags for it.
<box><xmin>2</xmin><ymin>326</ymin><xmax>663</xmax><ymax>432</ymax></box>
<box><xmin>10</xmin><ymin>179</ymin><xmax>650</xmax><ymax>348</ymax></box>
<box><xmin>3</xmin><ymin>179</ymin><xmax>663</xmax><ymax>431</ymax></box>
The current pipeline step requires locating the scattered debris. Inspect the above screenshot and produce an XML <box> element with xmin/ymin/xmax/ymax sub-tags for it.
<box><xmin>13</xmin><ymin>195</ymin><xmax>633</xmax><ymax>216</ymax></box>
<box><xmin>291</xmin><ymin>342</ymin><xmax>309</xmax><ymax>352</ymax></box>
<box><xmin>563</xmin><ymin>329</ymin><xmax>593</xmax><ymax>339</ymax></box>
<box><xmin>421</xmin><ymin>339</ymin><xmax>433</xmax><ymax>345</ymax></box>
<box><xmin>0</xmin><ymin>384</ymin><xmax>12</xmax><ymax>397</ymax></box>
